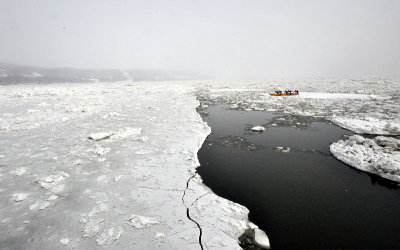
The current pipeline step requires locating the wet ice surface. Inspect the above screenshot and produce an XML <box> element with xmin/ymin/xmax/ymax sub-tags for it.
<box><xmin>197</xmin><ymin>104</ymin><xmax>400</xmax><ymax>249</ymax></box>
<box><xmin>0</xmin><ymin>82</ymin><xmax>256</xmax><ymax>249</ymax></box>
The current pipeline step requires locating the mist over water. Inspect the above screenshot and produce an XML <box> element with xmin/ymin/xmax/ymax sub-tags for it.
<box><xmin>1</xmin><ymin>0</ymin><xmax>400</xmax><ymax>79</ymax></box>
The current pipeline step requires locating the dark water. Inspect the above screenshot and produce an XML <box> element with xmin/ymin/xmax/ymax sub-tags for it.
<box><xmin>197</xmin><ymin>104</ymin><xmax>400</xmax><ymax>250</ymax></box>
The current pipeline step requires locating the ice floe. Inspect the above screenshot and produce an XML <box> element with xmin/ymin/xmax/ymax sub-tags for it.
<box><xmin>330</xmin><ymin>135</ymin><xmax>400</xmax><ymax>182</ymax></box>
<box><xmin>59</xmin><ymin>238</ymin><xmax>70</xmax><ymax>246</ymax></box>
<box><xmin>332</xmin><ymin>117</ymin><xmax>400</xmax><ymax>135</ymax></box>
<box><xmin>89</xmin><ymin>132</ymin><xmax>113</xmax><ymax>141</ymax></box>
<box><xmin>96</xmin><ymin>226</ymin><xmax>123</xmax><ymax>246</ymax></box>
<box><xmin>127</xmin><ymin>215</ymin><xmax>160</xmax><ymax>228</ymax></box>
<box><xmin>251</xmin><ymin>126</ymin><xmax>266</xmax><ymax>132</ymax></box>
<box><xmin>11</xmin><ymin>193</ymin><xmax>29</xmax><ymax>202</ymax></box>
<box><xmin>254</xmin><ymin>228</ymin><xmax>271</xmax><ymax>249</ymax></box>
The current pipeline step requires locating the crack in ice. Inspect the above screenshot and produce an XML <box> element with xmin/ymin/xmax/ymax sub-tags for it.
<box><xmin>182</xmin><ymin>172</ymin><xmax>204</xmax><ymax>250</ymax></box>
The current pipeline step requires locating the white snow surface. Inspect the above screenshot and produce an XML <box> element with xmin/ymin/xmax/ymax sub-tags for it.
<box><xmin>332</xmin><ymin>117</ymin><xmax>400</xmax><ymax>135</ymax></box>
<box><xmin>0</xmin><ymin>81</ymin><xmax>260</xmax><ymax>249</ymax></box>
<box><xmin>330</xmin><ymin>135</ymin><xmax>400</xmax><ymax>182</ymax></box>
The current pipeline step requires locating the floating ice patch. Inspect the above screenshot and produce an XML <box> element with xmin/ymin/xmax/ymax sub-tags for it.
<box><xmin>113</xmin><ymin>175</ymin><xmax>126</xmax><ymax>182</ymax></box>
<box><xmin>83</xmin><ymin>218</ymin><xmax>105</xmax><ymax>238</ymax></box>
<box><xmin>29</xmin><ymin>203</ymin><xmax>39</xmax><ymax>211</ymax></box>
<box><xmin>39</xmin><ymin>201</ymin><xmax>51</xmax><ymax>210</ymax></box>
<box><xmin>38</xmin><ymin>172</ymin><xmax>69</xmax><ymax>192</ymax></box>
<box><xmin>95</xmin><ymin>145</ymin><xmax>111</xmax><ymax>155</ymax></box>
<box><xmin>59</xmin><ymin>238</ymin><xmax>69</xmax><ymax>246</ymax></box>
<box><xmin>251</xmin><ymin>126</ymin><xmax>266</xmax><ymax>132</ymax></box>
<box><xmin>11</xmin><ymin>193</ymin><xmax>29</xmax><ymax>202</ymax></box>
<box><xmin>154</xmin><ymin>232</ymin><xmax>165</xmax><ymax>239</ymax></box>
<box><xmin>330</xmin><ymin>135</ymin><xmax>400</xmax><ymax>182</ymax></box>
<box><xmin>10</xmin><ymin>167</ymin><xmax>27</xmax><ymax>176</ymax></box>
<box><xmin>127</xmin><ymin>215</ymin><xmax>160</xmax><ymax>228</ymax></box>
<box><xmin>96</xmin><ymin>226</ymin><xmax>122</xmax><ymax>246</ymax></box>
<box><xmin>332</xmin><ymin>117</ymin><xmax>400</xmax><ymax>135</ymax></box>
<box><xmin>275</xmin><ymin>147</ymin><xmax>291</xmax><ymax>153</ymax></box>
<box><xmin>89</xmin><ymin>132</ymin><xmax>113</xmax><ymax>141</ymax></box>
<box><xmin>47</xmin><ymin>195</ymin><xmax>58</xmax><ymax>201</ymax></box>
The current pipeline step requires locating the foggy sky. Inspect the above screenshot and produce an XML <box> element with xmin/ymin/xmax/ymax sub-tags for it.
<box><xmin>1</xmin><ymin>0</ymin><xmax>399</xmax><ymax>78</ymax></box>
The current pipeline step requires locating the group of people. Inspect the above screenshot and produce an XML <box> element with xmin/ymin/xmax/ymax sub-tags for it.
<box><xmin>274</xmin><ymin>90</ymin><xmax>299</xmax><ymax>95</ymax></box>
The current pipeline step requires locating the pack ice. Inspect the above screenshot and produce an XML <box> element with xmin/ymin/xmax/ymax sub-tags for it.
<box><xmin>197</xmin><ymin>78</ymin><xmax>400</xmax><ymax>183</ymax></box>
<box><xmin>330</xmin><ymin>135</ymin><xmax>400</xmax><ymax>182</ymax></box>
<box><xmin>0</xmin><ymin>81</ymin><xmax>267</xmax><ymax>249</ymax></box>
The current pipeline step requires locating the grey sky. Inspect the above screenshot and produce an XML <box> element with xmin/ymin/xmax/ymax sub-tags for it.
<box><xmin>1</xmin><ymin>0</ymin><xmax>399</xmax><ymax>78</ymax></box>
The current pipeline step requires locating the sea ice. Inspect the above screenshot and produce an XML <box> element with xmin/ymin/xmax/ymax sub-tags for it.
<box><xmin>330</xmin><ymin>135</ymin><xmax>400</xmax><ymax>182</ymax></box>
<box><xmin>155</xmin><ymin>232</ymin><xmax>165</xmax><ymax>239</ymax></box>
<box><xmin>127</xmin><ymin>215</ymin><xmax>160</xmax><ymax>229</ymax></box>
<box><xmin>83</xmin><ymin>218</ymin><xmax>105</xmax><ymax>238</ymax></box>
<box><xmin>254</xmin><ymin>228</ymin><xmax>271</xmax><ymax>249</ymax></box>
<box><xmin>0</xmin><ymin>81</ymin><xmax>267</xmax><ymax>249</ymax></box>
<box><xmin>89</xmin><ymin>132</ymin><xmax>113</xmax><ymax>141</ymax></box>
<box><xmin>38</xmin><ymin>172</ymin><xmax>69</xmax><ymax>191</ymax></box>
<box><xmin>59</xmin><ymin>238</ymin><xmax>69</xmax><ymax>246</ymax></box>
<box><xmin>11</xmin><ymin>193</ymin><xmax>29</xmax><ymax>202</ymax></box>
<box><xmin>96</xmin><ymin>226</ymin><xmax>122</xmax><ymax>246</ymax></box>
<box><xmin>251</xmin><ymin>126</ymin><xmax>266</xmax><ymax>132</ymax></box>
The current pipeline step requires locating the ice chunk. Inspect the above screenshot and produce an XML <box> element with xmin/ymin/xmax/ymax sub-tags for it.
<box><xmin>10</xmin><ymin>167</ymin><xmax>27</xmax><ymax>176</ymax></box>
<box><xmin>113</xmin><ymin>175</ymin><xmax>126</xmax><ymax>182</ymax></box>
<box><xmin>254</xmin><ymin>228</ymin><xmax>271</xmax><ymax>249</ymax></box>
<box><xmin>59</xmin><ymin>238</ymin><xmax>69</xmax><ymax>246</ymax></box>
<box><xmin>39</xmin><ymin>201</ymin><xmax>51</xmax><ymax>210</ymax></box>
<box><xmin>127</xmin><ymin>215</ymin><xmax>160</xmax><ymax>228</ymax></box>
<box><xmin>96</xmin><ymin>226</ymin><xmax>122</xmax><ymax>246</ymax></box>
<box><xmin>29</xmin><ymin>203</ymin><xmax>39</xmax><ymax>211</ymax></box>
<box><xmin>47</xmin><ymin>195</ymin><xmax>58</xmax><ymax>201</ymax></box>
<box><xmin>38</xmin><ymin>172</ymin><xmax>69</xmax><ymax>192</ymax></box>
<box><xmin>113</xmin><ymin>127</ymin><xmax>142</xmax><ymax>139</ymax></box>
<box><xmin>89</xmin><ymin>132</ymin><xmax>113</xmax><ymax>141</ymax></box>
<box><xmin>11</xmin><ymin>193</ymin><xmax>29</xmax><ymax>202</ymax></box>
<box><xmin>251</xmin><ymin>126</ymin><xmax>266</xmax><ymax>132</ymax></box>
<box><xmin>330</xmin><ymin>135</ymin><xmax>400</xmax><ymax>182</ymax></box>
<box><xmin>154</xmin><ymin>232</ymin><xmax>165</xmax><ymax>239</ymax></box>
<box><xmin>348</xmin><ymin>135</ymin><xmax>365</xmax><ymax>144</ymax></box>
<box><xmin>95</xmin><ymin>145</ymin><xmax>111</xmax><ymax>155</ymax></box>
<box><xmin>83</xmin><ymin>218</ymin><xmax>105</xmax><ymax>238</ymax></box>
<box><xmin>332</xmin><ymin>118</ymin><xmax>400</xmax><ymax>135</ymax></box>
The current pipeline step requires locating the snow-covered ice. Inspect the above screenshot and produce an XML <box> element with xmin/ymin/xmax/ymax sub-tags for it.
<box><xmin>127</xmin><ymin>215</ymin><xmax>160</xmax><ymax>229</ymax></box>
<box><xmin>332</xmin><ymin>117</ymin><xmax>400</xmax><ymax>135</ymax></box>
<box><xmin>0</xmin><ymin>81</ymin><xmax>262</xmax><ymax>249</ymax></box>
<box><xmin>11</xmin><ymin>193</ymin><xmax>29</xmax><ymax>202</ymax></box>
<box><xmin>330</xmin><ymin>135</ymin><xmax>400</xmax><ymax>182</ymax></box>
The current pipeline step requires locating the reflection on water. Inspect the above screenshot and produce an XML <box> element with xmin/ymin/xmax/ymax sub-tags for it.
<box><xmin>197</xmin><ymin>104</ymin><xmax>400</xmax><ymax>250</ymax></box>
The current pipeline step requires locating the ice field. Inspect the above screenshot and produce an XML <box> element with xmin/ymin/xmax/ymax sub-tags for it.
<box><xmin>1</xmin><ymin>78</ymin><xmax>399</xmax><ymax>249</ymax></box>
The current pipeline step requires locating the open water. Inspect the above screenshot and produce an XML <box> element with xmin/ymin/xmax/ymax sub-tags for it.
<box><xmin>197</xmin><ymin>104</ymin><xmax>400</xmax><ymax>250</ymax></box>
